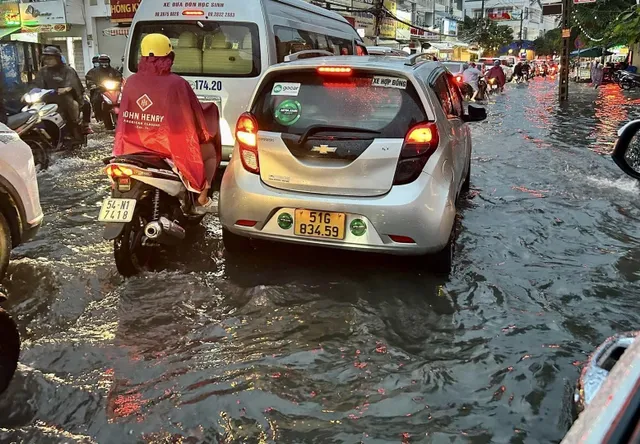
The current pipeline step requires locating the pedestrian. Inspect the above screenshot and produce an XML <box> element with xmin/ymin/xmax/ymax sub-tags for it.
<box><xmin>591</xmin><ymin>61</ymin><xmax>604</xmax><ymax>89</ymax></box>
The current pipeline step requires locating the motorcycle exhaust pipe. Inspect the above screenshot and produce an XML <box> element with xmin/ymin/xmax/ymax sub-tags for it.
<box><xmin>144</xmin><ymin>217</ymin><xmax>185</xmax><ymax>245</ymax></box>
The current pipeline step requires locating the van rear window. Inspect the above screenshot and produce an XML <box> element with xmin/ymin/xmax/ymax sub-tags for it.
<box><xmin>251</xmin><ymin>71</ymin><xmax>427</xmax><ymax>138</ymax></box>
<box><xmin>129</xmin><ymin>21</ymin><xmax>261</xmax><ymax>78</ymax></box>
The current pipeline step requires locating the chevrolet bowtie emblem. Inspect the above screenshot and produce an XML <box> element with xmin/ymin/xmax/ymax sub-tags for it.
<box><xmin>312</xmin><ymin>145</ymin><xmax>338</xmax><ymax>155</ymax></box>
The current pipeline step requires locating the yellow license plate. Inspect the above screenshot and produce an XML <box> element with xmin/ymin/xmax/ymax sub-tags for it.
<box><xmin>98</xmin><ymin>198</ymin><xmax>136</xmax><ymax>223</ymax></box>
<box><xmin>294</xmin><ymin>209</ymin><xmax>346</xmax><ymax>240</ymax></box>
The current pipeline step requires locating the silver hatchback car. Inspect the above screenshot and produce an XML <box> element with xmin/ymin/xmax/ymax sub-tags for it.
<box><xmin>219</xmin><ymin>55</ymin><xmax>486</xmax><ymax>272</ymax></box>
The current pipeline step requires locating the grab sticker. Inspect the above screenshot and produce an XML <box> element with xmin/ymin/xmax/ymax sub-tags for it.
<box><xmin>272</xmin><ymin>82</ymin><xmax>301</xmax><ymax>96</ymax></box>
<box><xmin>274</xmin><ymin>100</ymin><xmax>302</xmax><ymax>126</ymax></box>
<box><xmin>372</xmin><ymin>76</ymin><xmax>408</xmax><ymax>89</ymax></box>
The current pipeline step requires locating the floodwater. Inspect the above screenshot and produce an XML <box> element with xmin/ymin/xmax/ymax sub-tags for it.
<box><xmin>1</xmin><ymin>80</ymin><xmax>640</xmax><ymax>443</ymax></box>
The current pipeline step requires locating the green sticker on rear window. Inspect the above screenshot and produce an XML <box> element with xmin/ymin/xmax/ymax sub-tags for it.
<box><xmin>274</xmin><ymin>99</ymin><xmax>302</xmax><ymax>126</ymax></box>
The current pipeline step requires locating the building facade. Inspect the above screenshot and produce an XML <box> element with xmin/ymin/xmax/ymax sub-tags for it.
<box><xmin>463</xmin><ymin>0</ymin><xmax>549</xmax><ymax>42</ymax></box>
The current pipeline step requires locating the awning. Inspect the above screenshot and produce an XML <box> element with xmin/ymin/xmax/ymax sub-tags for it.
<box><xmin>103</xmin><ymin>27</ymin><xmax>130</xmax><ymax>37</ymax></box>
<box><xmin>570</xmin><ymin>47</ymin><xmax>613</xmax><ymax>58</ymax></box>
<box><xmin>0</xmin><ymin>27</ymin><xmax>20</xmax><ymax>40</ymax></box>
<box><xmin>427</xmin><ymin>42</ymin><xmax>454</xmax><ymax>53</ymax></box>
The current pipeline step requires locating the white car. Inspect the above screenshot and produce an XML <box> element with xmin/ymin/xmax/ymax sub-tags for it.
<box><xmin>0</xmin><ymin>123</ymin><xmax>43</xmax><ymax>281</ymax></box>
<box><xmin>219</xmin><ymin>54</ymin><xmax>486</xmax><ymax>272</ymax></box>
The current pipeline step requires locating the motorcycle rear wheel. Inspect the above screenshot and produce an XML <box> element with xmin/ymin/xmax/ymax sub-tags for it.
<box><xmin>26</xmin><ymin>140</ymin><xmax>50</xmax><ymax>171</ymax></box>
<box><xmin>103</xmin><ymin>111</ymin><xmax>115</xmax><ymax>131</ymax></box>
<box><xmin>621</xmin><ymin>80</ymin><xmax>635</xmax><ymax>90</ymax></box>
<box><xmin>114</xmin><ymin>214</ymin><xmax>152</xmax><ymax>277</ymax></box>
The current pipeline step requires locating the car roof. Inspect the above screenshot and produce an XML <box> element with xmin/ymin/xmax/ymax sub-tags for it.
<box><xmin>268</xmin><ymin>55</ymin><xmax>444</xmax><ymax>76</ymax></box>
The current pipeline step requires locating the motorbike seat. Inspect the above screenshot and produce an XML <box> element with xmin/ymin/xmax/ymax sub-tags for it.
<box><xmin>7</xmin><ymin>112</ymin><xmax>33</xmax><ymax>131</ymax></box>
<box><xmin>107</xmin><ymin>153</ymin><xmax>173</xmax><ymax>171</ymax></box>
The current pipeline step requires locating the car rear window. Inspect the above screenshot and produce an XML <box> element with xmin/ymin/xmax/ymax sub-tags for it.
<box><xmin>443</xmin><ymin>62</ymin><xmax>463</xmax><ymax>73</ymax></box>
<box><xmin>129</xmin><ymin>20</ymin><xmax>261</xmax><ymax>78</ymax></box>
<box><xmin>251</xmin><ymin>71</ymin><xmax>427</xmax><ymax>138</ymax></box>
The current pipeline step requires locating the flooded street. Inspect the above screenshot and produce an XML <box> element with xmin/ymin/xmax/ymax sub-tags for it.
<box><xmin>1</xmin><ymin>79</ymin><xmax>640</xmax><ymax>443</ymax></box>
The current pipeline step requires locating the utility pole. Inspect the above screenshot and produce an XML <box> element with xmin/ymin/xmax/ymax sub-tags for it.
<box><xmin>373</xmin><ymin>0</ymin><xmax>384</xmax><ymax>45</ymax></box>
<box><xmin>518</xmin><ymin>7</ymin><xmax>525</xmax><ymax>53</ymax></box>
<box><xmin>559</xmin><ymin>0</ymin><xmax>571</xmax><ymax>101</ymax></box>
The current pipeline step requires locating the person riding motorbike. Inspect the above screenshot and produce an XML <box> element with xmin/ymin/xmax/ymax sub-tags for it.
<box><xmin>34</xmin><ymin>46</ymin><xmax>85</xmax><ymax>140</ymax></box>
<box><xmin>486</xmin><ymin>59</ymin><xmax>506</xmax><ymax>92</ymax></box>
<box><xmin>522</xmin><ymin>62</ymin><xmax>531</xmax><ymax>80</ymax></box>
<box><xmin>462</xmin><ymin>62</ymin><xmax>481</xmax><ymax>101</ymax></box>
<box><xmin>87</xmin><ymin>54</ymin><xmax>122</xmax><ymax>123</ymax></box>
<box><xmin>513</xmin><ymin>61</ymin><xmax>524</xmax><ymax>82</ymax></box>
<box><xmin>113</xmin><ymin>34</ymin><xmax>219</xmax><ymax>214</ymax></box>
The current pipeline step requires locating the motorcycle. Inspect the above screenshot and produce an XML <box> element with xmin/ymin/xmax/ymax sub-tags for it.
<box><xmin>486</xmin><ymin>77</ymin><xmax>500</xmax><ymax>94</ymax></box>
<box><xmin>6</xmin><ymin>104</ymin><xmax>58</xmax><ymax>170</ymax></box>
<box><xmin>21</xmin><ymin>88</ymin><xmax>87</xmax><ymax>149</ymax></box>
<box><xmin>100</xmin><ymin>79</ymin><xmax>121</xmax><ymax>130</ymax></box>
<box><xmin>99</xmin><ymin>154</ymin><xmax>208</xmax><ymax>277</ymax></box>
<box><xmin>619</xmin><ymin>72</ymin><xmax>640</xmax><ymax>91</ymax></box>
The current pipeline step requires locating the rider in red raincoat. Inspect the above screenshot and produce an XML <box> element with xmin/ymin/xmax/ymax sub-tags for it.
<box><xmin>114</xmin><ymin>34</ymin><xmax>218</xmax><ymax>213</ymax></box>
<box><xmin>486</xmin><ymin>60</ymin><xmax>506</xmax><ymax>92</ymax></box>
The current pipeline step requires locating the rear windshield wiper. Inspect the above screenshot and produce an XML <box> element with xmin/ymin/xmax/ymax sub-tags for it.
<box><xmin>297</xmin><ymin>125</ymin><xmax>381</xmax><ymax>145</ymax></box>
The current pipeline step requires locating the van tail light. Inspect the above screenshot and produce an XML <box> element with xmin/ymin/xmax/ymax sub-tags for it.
<box><xmin>317</xmin><ymin>67</ymin><xmax>352</xmax><ymax>76</ymax></box>
<box><xmin>393</xmin><ymin>122</ymin><xmax>440</xmax><ymax>185</ymax></box>
<box><xmin>236</xmin><ymin>113</ymin><xmax>260</xmax><ymax>174</ymax></box>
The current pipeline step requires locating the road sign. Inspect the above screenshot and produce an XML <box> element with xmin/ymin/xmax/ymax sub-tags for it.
<box><xmin>575</xmin><ymin>36</ymin><xmax>585</xmax><ymax>49</ymax></box>
<box><xmin>562</xmin><ymin>28</ymin><xmax>571</xmax><ymax>38</ymax></box>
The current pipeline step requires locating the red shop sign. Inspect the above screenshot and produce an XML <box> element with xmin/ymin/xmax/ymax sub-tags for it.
<box><xmin>110</xmin><ymin>0</ymin><xmax>141</xmax><ymax>23</ymax></box>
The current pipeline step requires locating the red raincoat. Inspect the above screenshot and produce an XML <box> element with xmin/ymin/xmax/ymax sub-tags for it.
<box><xmin>113</xmin><ymin>56</ymin><xmax>214</xmax><ymax>192</ymax></box>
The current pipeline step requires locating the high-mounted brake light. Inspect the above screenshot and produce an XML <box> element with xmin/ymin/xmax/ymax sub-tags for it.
<box><xmin>317</xmin><ymin>67</ymin><xmax>352</xmax><ymax>76</ymax></box>
<box><xmin>182</xmin><ymin>9</ymin><xmax>204</xmax><ymax>16</ymax></box>
<box><xmin>236</xmin><ymin>113</ymin><xmax>260</xmax><ymax>174</ymax></box>
<box><xmin>393</xmin><ymin>122</ymin><xmax>440</xmax><ymax>186</ymax></box>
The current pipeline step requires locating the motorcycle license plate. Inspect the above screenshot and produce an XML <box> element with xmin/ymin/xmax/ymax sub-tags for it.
<box><xmin>294</xmin><ymin>209</ymin><xmax>346</xmax><ymax>240</ymax></box>
<box><xmin>98</xmin><ymin>198</ymin><xmax>136</xmax><ymax>223</ymax></box>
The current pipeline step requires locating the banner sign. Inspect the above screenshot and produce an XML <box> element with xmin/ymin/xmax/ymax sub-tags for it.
<box><xmin>410</xmin><ymin>27</ymin><xmax>440</xmax><ymax>41</ymax></box>
<box><xmin>19</xmin><ymin>0</ymin><xmax>66</xmax><ymax>26</ymax></box>
<box><xmin>379</xmin><ymin>0</ymin><xmax>396</xmax><ymax>39</ymax></box>
<box><xmin>352</xmin><ymin>0</ymin><xmax>375</xmax><ymax>38</ymax></box>
<box><xmin>396</xmin><ymin>9</ymin><xmax>411</xmax><ymax>40</ymax></box>
<box><xmin>0</xmin><ymin>1</ymin><xmax>20</xmax><ymax>27</ymax></box>
<box><xmin>21</xmin><ymin>23</ymin><xmax>68</xmax><ymax>33</ymax></box>
<box><xmin>442</xmin><ymin>18</ymin><xmax>458</xmax><ymax>36</ymax></box>
<box><xmin>110</xmin><ymin>0</ymin><xmax>141</xmax><ymax>23</ymax></box>
<box><xmin>573</xmin><ymin>0</ymin><xmax>596</xmax><ymax>4</ymax></box>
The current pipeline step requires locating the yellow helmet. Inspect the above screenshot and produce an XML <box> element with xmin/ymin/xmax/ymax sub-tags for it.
<box><xmin>141</xmin><ymin>33</ymin><xmax>173</xmax><ymax>57</ymax></box>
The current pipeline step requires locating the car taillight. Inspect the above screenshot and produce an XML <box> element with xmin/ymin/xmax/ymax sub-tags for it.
<box><xmin>393</xmin><ymin>123</ymin><xmax>440</xmax><ymax>186</ymax></box>
<box><xmin>456</xmin><ymin>75</ymin><xmax>462</xmax><ymax>83</ymax></box>
<box><xmin>236</xmin><ymin>113</ymin><xmax>259</xmax><ymax>174</ymax></box>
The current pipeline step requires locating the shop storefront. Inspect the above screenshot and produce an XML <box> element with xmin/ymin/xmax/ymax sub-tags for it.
<box><xmin>19</xmin><ymin>0</ymin><xmax>88</xmax><ymax>75</ymax></box>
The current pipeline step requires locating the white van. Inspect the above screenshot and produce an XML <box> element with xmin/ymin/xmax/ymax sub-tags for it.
<box><xmin>124</xmin><ymin>0</ymin><xmax>367</xmax><ymax>162</ymax></box>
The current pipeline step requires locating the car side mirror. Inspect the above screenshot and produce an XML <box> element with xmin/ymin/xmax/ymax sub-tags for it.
<box><xmin>612</xmin><ymin>120</ymin><xmax>640</xmax><ymax>180</ymax></box>
<box><xmin>463</xmin><ymin>105</ymin><xmax>487</xmax><ymax>122</ymax></box>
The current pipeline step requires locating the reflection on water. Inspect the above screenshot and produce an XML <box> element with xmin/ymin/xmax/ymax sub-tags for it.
<box><xmin>1</xmin><ymin>80</ymin><xmax>640</xmax><ymax>443</ymax></box>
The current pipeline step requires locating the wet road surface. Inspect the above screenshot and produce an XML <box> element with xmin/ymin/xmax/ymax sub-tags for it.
<box><xmin>1</xmin><ymin>80</ymin><xmax>640</xmax><ymax>443</ymax></box>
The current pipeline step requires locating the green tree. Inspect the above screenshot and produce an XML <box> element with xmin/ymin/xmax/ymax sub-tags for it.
<box><xmin>533</xmin><ymin>28</ymin><xmax>575</xmax><ymax>55</ymax></box>
<box><xmin>572</xmin><ymin>0</ymin><xmax>637</xmax><ymax>46</ymax></box>
<box><xmin>459</xmin><ymin>17</ymin><xmax>514</xmax><ymax>55</ymax></box>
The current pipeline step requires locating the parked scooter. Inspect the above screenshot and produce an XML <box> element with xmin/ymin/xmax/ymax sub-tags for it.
<box><xmin>99</xmin><ymin>79</ymin><xmax>121</xmax><ymax>130</ymax></box>
<box><xmin>619</xmin><ymin>72</ymin><xmax>640</xmax><ymax>90</ymax></box>
<box><xmin>99</xmin><ymin>154</ymin><xmax>211</xmax><ymax>276</ymax></box>
<box><xmin>6</xmin><ymin>105</ymin><xmax>58</xmax><ymax>170</ymax></box>
<box><xmin>21</xmin><ymin>88</ymin><xmax>86</xmax><ymax>149</ymax></box>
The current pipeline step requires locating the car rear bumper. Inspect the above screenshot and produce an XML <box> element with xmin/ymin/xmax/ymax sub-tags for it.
<box><xmin>219</xmin><ymin>157</ymin><xmax>456</xmax><ymax>255</ymax></box>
